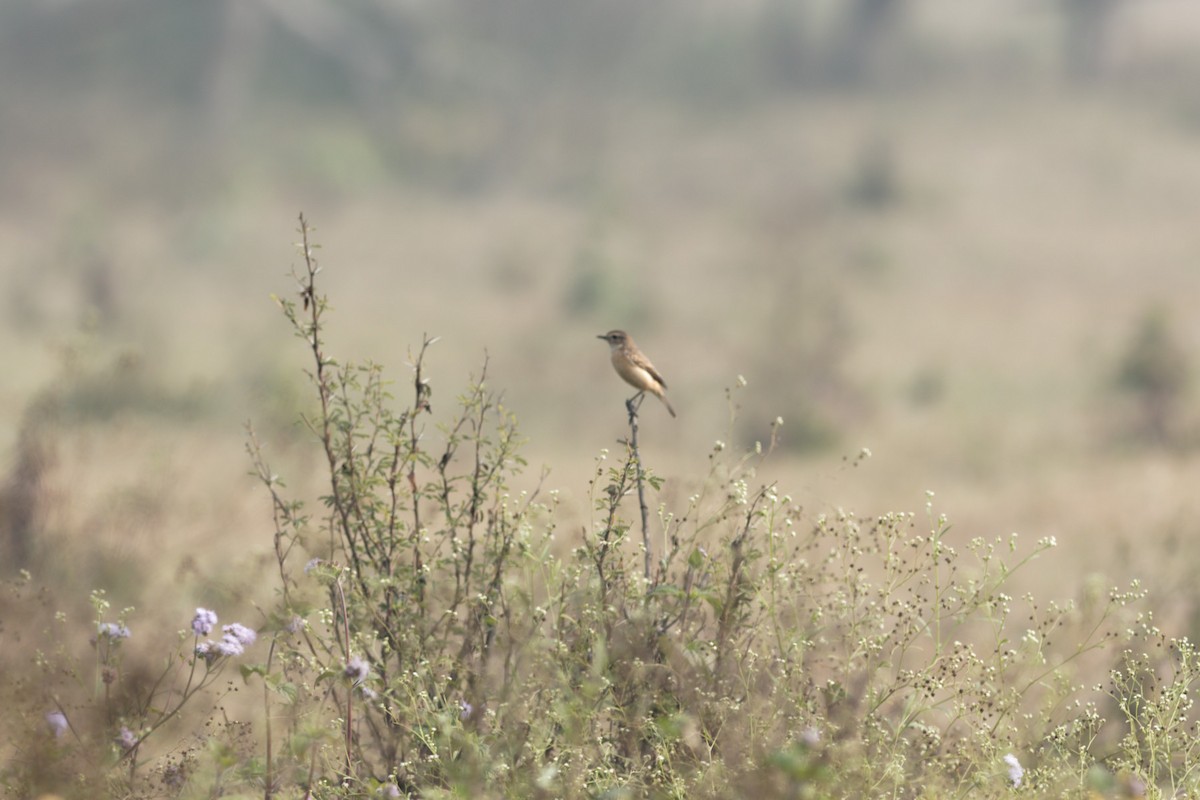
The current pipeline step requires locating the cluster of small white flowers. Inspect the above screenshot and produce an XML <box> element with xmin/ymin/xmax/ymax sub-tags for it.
<box><xmin>1003</xmin><ymin>753</ymin><xmax>1023</xmax><ymax>787</ymax></box>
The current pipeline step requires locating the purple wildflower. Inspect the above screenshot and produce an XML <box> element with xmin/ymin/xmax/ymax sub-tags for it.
<box><xmin>222</xmin><ymin>623</ymin><xmax>257</xmax><ymax>647</ymax></box>
<box><xmin>216</xmin><ymin>638</ymin><xmax>245</xmax><ymax>657</ymax></box>
<box><xmin>285</xmin><ymin>615</ymin><xmax>305</xmax><ymax>634</ymax></box>
<box><xmin>97</xmin><ymin>622</ymin><xmax>131</xmax><ymax>641</ymax></box>
<box><xmin>344</xmin><ymin>655</ymin><xmax>370</xmax><ymax>685</ymax></box>
<box><xmin>46</xmin><ymin>710</ymin><xmax>69</xmax><ymax>738</ymax></box>
<box><xmin>460</xmin><ymin>700</ymin><xmax>473</xmax><ymax>720</ymax></box>
<box><xmin>194</xmin><ymin>623</ymin><xmax>256</xmax><ymax>661</ymax></box>
<box><xmin>116</xmin><ymin>726</ymin><xmax>138</xmax><ymax>751</ymax></box>
<box><xmin>191</xmin><ymin>608</ymin><xmax>218</xmax><ymax>636</ymax></box>
<box><xmin>304</xmin><ymin>558</ymin><xmax>322</xmax><ymax>574</ymax></box>
<box><xmin>162</xmin><ymin>762</ymin><xmax>187</xmax><ymax>789</ymax></box>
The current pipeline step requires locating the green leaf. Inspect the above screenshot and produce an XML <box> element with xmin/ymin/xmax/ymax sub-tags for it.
<box><xmin>698</xmin><ymin>590</ymin><xmax>723</xmax><ymax>616</ymax></box>
<box><xmin>240</xmin><ymin>663</ymin><xmax>267</xmax><ymax>683</ymax></box>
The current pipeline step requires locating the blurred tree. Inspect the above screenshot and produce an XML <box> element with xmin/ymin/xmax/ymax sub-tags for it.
<box><xmin>824</xmin><ymin>0</ymin><xmax>907</xmax><ymax>86</ymax></box>
<box><xmin>757</xmin><ymin>0</ymin><xmax>810</xmax><ymax>91</ymax></box>
<box><xmin>844</xmin><ymin>134</ymin><xmax>900</xmax><ymax>211</ymax></box>
<box><xmin>1061</xmin><ymin>0</ymin><xmax>1121</xmax><ymax>83</ymax></box>
<box><xmin>0</xmin><ymin>1</ymin><xmax>421</xmax><ymax>197</ymax></box>
<box><xmin>0</xmin><ymin>400</ymin><xmax>55</xmax><ymax>572</ymax></box>
<box><xmin>201</xmin><ymin>0</ymin><xmax>268</xmax><ymax>151</ymax></box>
<box><xmin>738</xmin><ymin>268</ymin><xmax>863</xmax><ymax>452</ymax></box>
<box><xmin>1114</xmin><ymin>305</ymin><xmax>1191</xmax><ymax>446</ymax></box>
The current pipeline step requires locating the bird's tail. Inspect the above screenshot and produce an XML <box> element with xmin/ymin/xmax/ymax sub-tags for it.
<box><xmin>658</xmin><ymin>393</ymin><xmax>677</xmax><ymax>418</ymax></box>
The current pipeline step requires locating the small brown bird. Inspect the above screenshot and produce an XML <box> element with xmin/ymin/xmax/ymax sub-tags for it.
<box><xmin>597</xmin><ymin>330</ymin><xmax>676</xmax><ymax>417</ymax></box>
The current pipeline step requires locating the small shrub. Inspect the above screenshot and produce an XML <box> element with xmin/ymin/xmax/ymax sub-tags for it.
<box><xmin>1113</xmin><ymin>305</ymin><xmax>1190</xmax><ymax>446</ymax></box>
<box><xmin>11</xmin><ymin>218</ymin><xmax>1200</xmax><ymax>798</ymax></box>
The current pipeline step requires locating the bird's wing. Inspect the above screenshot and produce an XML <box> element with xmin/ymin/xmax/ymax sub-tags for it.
<box><xmin>641</xmin><ymin>359</ymin><xmax>668</xmax><ymax>389</ymax></box>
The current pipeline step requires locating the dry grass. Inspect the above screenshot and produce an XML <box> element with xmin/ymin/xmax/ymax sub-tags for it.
<box><xmin>5</xmin><ymin>80</ymin><xmax>1200</xmax><ymax>638</ymax></box>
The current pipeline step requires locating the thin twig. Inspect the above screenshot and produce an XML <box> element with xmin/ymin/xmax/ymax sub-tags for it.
<box><xmin>625</xmin><ymin>392</ymin><xmax>651</xmax><ymax>581</ymax></box>
<box><xmin>332</xmin><ymin>578</ymin><xmax>353</xmax><ymax>777</ymax></box>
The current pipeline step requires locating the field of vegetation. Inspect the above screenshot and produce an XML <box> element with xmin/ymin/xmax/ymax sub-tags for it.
<box><xmin>5</xmin><ymin>2</ymin><xmax>1200</xmax><ymax>797</ymax></box>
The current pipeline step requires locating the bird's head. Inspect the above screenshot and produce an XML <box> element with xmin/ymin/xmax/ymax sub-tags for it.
<box><xmin>598</xmin><ymin>330</ymin><xmax>628</xmax><ymax>349</ymax></box>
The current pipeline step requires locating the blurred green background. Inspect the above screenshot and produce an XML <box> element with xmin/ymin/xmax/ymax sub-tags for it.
<box><xmin>4</xmin><ymin>0</ymin><xmax>1200</xmax><ymax>620</ymax></box>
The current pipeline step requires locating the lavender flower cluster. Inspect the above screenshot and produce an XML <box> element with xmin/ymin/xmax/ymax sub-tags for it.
<box><xmin>191</xmin><ymin>608</ymin><xmax>257</xmax><ymax>663</ymax></box>
<box><xmin>45</xmin><ymin>608</ymin><xmax>262</xmax><ymax>743</ymax></box>
<box><xmin>92</xmin><ymin>621</ymin><xmax>131</xmax><ymax>645</ymax></box>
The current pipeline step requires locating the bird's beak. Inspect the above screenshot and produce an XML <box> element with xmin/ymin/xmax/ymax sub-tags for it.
<box><xmin>596</xmin><ymin>334</ymin><xmax>607</xmax><ymax>340</ymax></box>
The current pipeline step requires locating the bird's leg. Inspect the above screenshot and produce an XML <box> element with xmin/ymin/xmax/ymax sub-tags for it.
<box><xmin>625</xmin><ymin>391</ymin><xmax>645</xmax><ymax>428</ymax></box>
